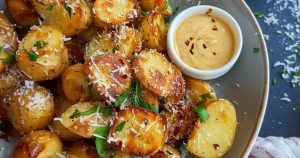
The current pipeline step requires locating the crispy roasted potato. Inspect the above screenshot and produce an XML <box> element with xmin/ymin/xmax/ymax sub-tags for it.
<box><xmin>139</xmin><ymin>12</ymin><xmax>167</xmax><ymax>51</ymax></box>
<box><xmin>65</xmin><ymin>38</ymin><xmax>86</xmax><ymax>63</ymax></box>
<box><xmin>165</xmin><ymin>67</ymin><xmax>185</xmax><ymax>105</ymax></box>
<box><xmin>67</xmin><ymin>141</ymin><xmax>100</xmax><ymax>158</ymax></box>
<box><xmin>6</xmin><ymin>0</ymin><xmax>39</xmax><ymax>27</ymax></box>
<box><xmin>31</xmin><ymin>0</ymin><xmax>92</xmax><ymax>36</ymax></box>
<box><xmin>61</xmin><ymin>102</ymin><xmax>112</xmax><ymax>138</ymax></box>
<box><xmin>84</xmin><ymin>54</ymin><xmax>132</xmax><ymax>105</ymax></box>
<box><xmin>141</xmin><ymin>0</ymin><xmax>172</xmax><ymax>16</ymax></box>
<box><xmin>0</xmin><ymin>13</ymin><xmax>18</xmax><ymax>73</ymax></box>
<box><xmin>108</xmin><ymin>106</ymin><xmax>166</xmax><ymax>156</ymax></box>
<box><xmin>150</xmin><ymin>145</ymin><xmax>181</xmax><ymax>158</ymax></box>
<box><xmin>12</xmin><ymin>130</ymin><xmax>63</xmax><ymax>158</ymax></box>
<box><xmin>141</xmin><ymin>89</ymin><xmax>159</xmax><ymax>110</ymax></box>
<box><xmin>185</xmin><ymin>77</ymin><xmax>217</xmax><ymax>107</ymax></box>
<box><xmin>16</xmin><ymin>25</ymin><xmax>69</xmax><ymax>81</ymax></box>
<box><xmin>78</xmin><ymin>25</ymin><xmax>102</xmax><ymax>42</ymax></box>
<box><xmin>3</xmin><ymin>82</ymin><xmax>55</xmax><ymax>134</ymax></box>
<box><xmin>161</xmin><ymin>103</ymin><xmax>196</xmax><ymax>143</ymax></box>
<box><xmin>93</xmin><ymin>0</ymin><xmax>141</xmax><ymax>28</ymax></box>
<box><xmin>187</xmin><ymin>99</ymin><xmax>237</xmax><ymax>158</ymax></box>
<box><xmin>132</xmin><ymin>50</ymin><xmax>178</xmax><ymax>97</ymax></box>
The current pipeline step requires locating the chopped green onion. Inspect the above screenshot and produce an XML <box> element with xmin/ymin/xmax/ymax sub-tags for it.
<box><xmin>140</xmin><ymin>101</ymin><xmax>159</xmax><ymax>113</ymax></box>
<box><xmin>293</xmin><ymin>71</ymin><xmax>300</xmax><ymax>76</ymax></box>
<box><xmin>64</xmin><ymin>3</ymin><xmax>72</xmax><ymax>18</ymax></box>
<box><xmin>34</xmin><ymin>40</ymin><xmax>48</xmax><ymax>49</ymax></box>
<box><xmin>254</xmin><ymin>12</ymin><xmax>265</xmax><ymax>18</ymax></box>
<box><xmin>71</xmin><ymin>106</ymin><xmax>112</xmax><ymax>118</ymax></box>
<box><xmin>253</xmin><ymin>47</ymin><xmax>260</xmax><ymax>53</ymax></box>
<box><xmin>196</xmin><ymin>93</ymin><xmax>212</xmax><ymax>107</ymax></box>
<box><xmin>0</xmin><ymin>55</ymin><xmax>15</xmax><ymax>64</ymax></box>
<box><xmin>194</xmin><ymin>107</ymin><xmax>210</xmax><ymax>122</ymax></box>
<box><xmin>115</xmin><ymin>86</ymin><xmax>131</xmax><ymax>106</ymax></box>
<box><xmin>116</xmin><ymin>121</ymin><xmax>126</xmax><ymax>132</ymax></box>
<box><xmin>141</xmin><ymin>10</ymin><xmax>147</xmax><ymax>16</ymax></box>
<box><xmin>24</xmin><ymin>49</ymin><xmax>38</xmax><ymax>61</ymax></box>
<box><xmin>46</xmin><ymin>4</ymin><xmax>54</xmax><ymax>10</ymax></box>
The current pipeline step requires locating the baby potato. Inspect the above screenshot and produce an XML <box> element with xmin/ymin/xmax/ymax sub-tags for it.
<box><xmin>187</xmin><ymin>99</ymin><xmax>237</xmax><ymax>158</ymax></box>
<box><xmin>132</xmin><ymin>50</ymin><xmax>178</xmax><ymax>98</ymax></box>
<box><xmin>78</xmin><ymin>25</ymin><xmax>102</xmax><ymax>42</ymax></box>
<box><xmin>3</xmin><ymin>81</ymin><xmax>54</xmax><ymax>134</ymax></box>
<box><xmin>108</xmin><ymin>106</ymin><xmax>166</xmax><ymax>156</ymax></box>
<box><xmin>67</xmin><ymin>141</ymin><xmax>100</xmax><ymax>158</ymax></box>
<box><xmin>141</xmin><ymin>0</ymin><xmax>172</xmax><ymax>16</ymax></box>
<box><xmin>65</xmin><ymin>38</ymin><xmax>86</xmax><ymax>64</ymax></box>
<box><xmin>93</xmin><ymin>0</ymin><xmax>141</xmax><ymax>28</ymax></box>
<box><xmin>31</xmin><ymin>0</ymin><xmax>92</xmax><ymax>36</ymax></box>
<box><xmin>84</xmin><ymin>54</ymin><xmax>132</xmax><ymax>106</ymax></box>
<box><xmin>165</xmin><ymin>67</ymin><xmax>185</xmax><ymax>105</ymax></box>
<box><xmin>185</xmin><ymin>77</ymin><xmax>217</xmax><ymax>107</ymax></box>
<box><xmin>0</xmin><ymin>13</ymin><xmax>18</xmax><ymax>73</ymax></box>
<box><xmin>139</xmin><ymin>12</ymin><xmax>167</xmax><ymax>51</ymax></box>
<box><xmin>6</xmin><ymin>0</ymin><xmax>39</xmax><ymax>27</ymax></box>
<box><xmin>61</xmin><ymin>102</ymin><xmax>112</xmax><ymax>138</ymax></box>
<box><xmin>150</xmin><ymin>145</ymin><xmax>181</xmax><ymax>158</ymax></box>
<box><xmin>12</xmin><ymin>130</ymin><xmax>63</xmax><ymax>158</ymax></box>
<box><xmin>16</xmin><ymin>25</ymin><xmax>69</xmax><ymax>81</ymax></box>
<box><xmin>141</xmin><ymin>89</ymin><xmax>159</xmax><ymax>110</ymax></box>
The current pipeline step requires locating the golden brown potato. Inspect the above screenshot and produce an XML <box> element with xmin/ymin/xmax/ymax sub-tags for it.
<box><xmin>16</xmin><ymin>25</ymin><xmax>69</xmax><ymax>81</ymax></box>
<box><xmin>78</xmin><ymin>25</ymin><xmax>102</xmax><ymax>42</ymax></box>
<box><xmin>132</xmin><ymin>50</ymin><xmax>178</xmax><ymax>98</ymax></box>
<box><xmin>150</xmin><ymin>145</ymin><xmax>181</xmax><ymax>158</ymax></box>
<box><xmin>65</xmin><ymin>38</ymin><xmax>86</xmax><ymax>63</ymax></box>
<box><xmin>61</xmin><ymin>102</ymin><xmax>112</xmax><ymax>138</ymax></box>
<box><xmin>67</xmin><ymin>141</ymin><xmax>100</xmax><ymax>158</ymax></box>
<box><xmin>0</xmin><ymin>13</ymin><xmax>18</xmax><ymax>73</ymax></box>
<box><xmin>6</xmin><ymin>0</ymin><xmax>39</xmax><ymax>27</ymax></box>
<box><xmin>3</xmin><ymin>82</ymin><xmax>54</xmax><ymax>134</ymax></box>
<box><xmin>12</xmin><ymin>130</ymin><xmax>63</xmax><ymax>158</ymax></box>
<box><xmin>84</xmin><ymin>54</ymin><xmax>132</xmax><ymax>105</ymax></box>
<box><xmin>185</xmin><ymin>77</ymin><xmax>217</xmax><ymax>107</ymax></box>
<box><xmin>108</xmin><ymin>106</ymin><xmax>166</xmax><ymax>156</ymax></box>
<box><xmin>141</xmin><ymin>0</ymin><xmax>172</xmax><ymax>16</ymax></box>
<box><xmin>165</xmin><ymin>67</ymin><xmax>185</xmax><ymax>105</ymax></box>
<box><xmin>139</xmin><ymin>12</ymin><xmax>167</xmax><ymax>51</ymax></box>
<box><xmin>93</xmin><ymin>0</ymin><xmax>141</xmax><ymax>28</ymax></box>
<box><xmin>31</xmin><ymin>0</ymin><xmax>92</xmax><ymax>36</ymax></box>
<box><xmin>187</xmin><ymin>99</ymin><xmax>237</xmax><ymax>158</ymax></box>
<box><xmin>141</xmin><ymin>89</ymin><xmax>159</xmax><ymax>110</ymax></box>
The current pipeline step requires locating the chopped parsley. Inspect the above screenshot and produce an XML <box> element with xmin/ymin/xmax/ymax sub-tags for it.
<box><xmin>116</xmin><ymin>121</ymin><xmax>126</xmax><ymax>132</ymax></box>
<box><xmin>254</xmin><ymin>12</ymin><xmax>265</xmax><ymax>18</ymax></box>
<box><xmin>292</xmin><ymin>105</ymin><xmax>300</xmax><ymax>112</ymax></box>
<box><xmin>115</xmin><ymin>86</ymin><xmax>131</xmax><ymax>106</ymax></box>
<box><xmin>293</xmin><ymin>71</ymin><xmax>300</xmax><ymax>77</ymax></box>
<box><xmin>253</xmin><ymin>47</ymin><xmax>260</xmax><ymax>53</ymax></box>
<box><xmin>34</xmin><ymin>41</ymin><xmax>48</xmax><ymax>49</ymax></box>
<box><xmin>24</xmin><ymin>49</ymin><xmax>38</xmax><ymax>61</ymax></box>
<box><xmin>0</xmin><ymin>47</ymin><xmax>15</xmax><ymax>64</ymax></box>
<box><xmin>46</xmin><ymin>4</ymin><xmax>54</xmax><ymax>11</ymax></box>
<box><xmin>71</xmin><ymin>106</ymin><xmax>112</xmax><ymax>118</ymax></box>
<box><xmin>94</xmin><ymin>125</ymin><xmax>114</xmax><ymax>158</ymax></box>
<box><xmin>64</xmin><ymin>3</ymin><xmax>72</xmax><ymax>18</ymax></box>
<box><xmin>296</xmin><ymin>44</ymin><xmax>300</xmax><ymax>52</ymax></box>
<box><xmin>141</xmin><ymin>10</ymin><xmax>147</xmax><ymax>16</ymax></box>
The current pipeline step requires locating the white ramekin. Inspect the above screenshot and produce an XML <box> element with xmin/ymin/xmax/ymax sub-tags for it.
<box><xmin>167</xmin><ymin>5</ymin><xmax>243</xmax><ymax>80</ymax></box>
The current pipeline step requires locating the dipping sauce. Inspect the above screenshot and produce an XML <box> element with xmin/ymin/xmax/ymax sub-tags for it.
<box><xmin>174</xmin><ymin>11</ymin><xmax>235</xmax><ymax>70</ymax></box>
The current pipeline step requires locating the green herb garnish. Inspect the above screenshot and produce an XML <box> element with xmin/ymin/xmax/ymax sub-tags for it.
<box><xmin>194</xmin><ymin>107</ymin><xmax>210</xmax><ymax>122</ymax></box>
<box><xmin>94</xmin><ymin>125</ymin><xmax>114</xmax><ymax>158</ymax></box>
<box><xmin>64</xmin><ymin>3</ymin><xmax>72</xmax><ymax>18</ymax></box>
<box><xmin>132</xmin><ymin>82</ymin><xmax>158</xmax><ymax>113</ymax></box>
<box><xmin>254</xmin><ymin>12</ymin><xmax>265</xmax><ymax>18</ymax></box>
<box><xmin>8</xmin><ymin>111</ymin><xmax>14</xmax><ymax>125</ymax></box>
<box><xmin>296</xmin><ymin>44</ymin><xmax>300</xmax><ymax>52</ymax></box>
<box><xmin>34</xmin><ymin>41</ymin><xmax>48</xmax><ymax>49</ymax></box>
<box><xmin>165</xmin><ymin>1</ymin><xmax>171</xmax><ymax>9</ymax></box>
<box><xmin>293</xmin><ymin>105</ymin><xmax>300</xmax><ymax>112</ymax></box>
<box><xmin>24</xmin><ymin>49</ymin><xmax>38</xmax><ymax>61</ymax></box>
<box><xmin>293</xmin><ymin>71</ymin><xmax>300</xmax><ymax>76</ymax></box>
<box><xmin>0</xmin><ymin>47</ymin><xmax>15</xmax><ymax>64</ymax></box>
<box><xmin>71</xmin><ymin>106</ymin><xmax>112</xmax><ymax>118</ymax></box>
<box><xmin>116</xmin><ymin>121</ymin><xmax>126</xmax><ymax>132</ymax></box>
<box><xmin>281</xmin><ymin>69</ymin><xmax>288</xmax><ymax>74</ymax></box>
<box><xmin>263</xmin><ymin>35</ymin><xmax>269</xmax><ymax>41</ymax></box>
<box><xmin>196</xmin><ymin>93</ymin><xmax>212</xmax><ymax>107</ymax></box>
<box><xmin>272</xmin><ymin>77</ymin><xmax>277</xmax><ymax>85</ymax></box>
<box><xmin>140</xmin><ymin>101</ymin><xmax>159</xmax><ymax>113</ymax></box>
<box><xmin>141</xmin><ymin>10</ymin><xmax>147</xmax><ymax>16</ymax></box>
<box><xmin>253</xmin><ymin>47</ymin><xmax>260</xmax><ymax>53</ymax></box>
<box><xmin>115</xmin><ymin>86</ymin><xmax>131</xmax><ymax>106</ymax></box>
<box><xmin>164</xmin><ymin>16</ymin><xmax>171</xmax><ymax>23</ymax></box>
<box><xmin>46</xmin><ymin>4</ymin><xmax>54</xmax><ymax>10</ymax></box>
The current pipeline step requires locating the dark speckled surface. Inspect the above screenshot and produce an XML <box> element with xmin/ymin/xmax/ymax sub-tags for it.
<box><xmin>246</xmin><ymin>0</ymin><xmax>300</xmax><ymax>137</ymax></box>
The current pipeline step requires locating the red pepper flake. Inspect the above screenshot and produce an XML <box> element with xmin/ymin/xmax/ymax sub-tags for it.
<box><xmin>191</xmin><ymin>43</ymin><xmax>195</xmax><ymax>50</ymax></box>
<box><xmin>212</xmin><ymin>52</ymin><xmax>216</xmax><ymax>55</ymax></box>
<box><xmin>203</xmin><ymin>44</ymin><xmax>207</xmax><ymax>49</ymax></box>
<box><xmin>211</xmin><ymin>18</ymin><xmax>215</xmax><ymax>22</ymax></box>
<box><xmin>213</xmin><ymin>144</ymin><xmax>220</xmax><ymax>150</ymax></box>
<box><xmin>206</xmin><ymin>8</ymin><xmax>213</xmax><ymax>15</ymax></box>
<box><xmin>190</xmin><ymin>37</ymin><xmax>194</xmax><ymax>41</ymax></box>
<box><xmin>185</xmin><ymin>40</ymin><xmax>190</xmax><ymax>46</ymax></box>
<box><xmin>189</xmin><ymin>50</ymin><xmax>194</xmax><ymax>55</ymax></box>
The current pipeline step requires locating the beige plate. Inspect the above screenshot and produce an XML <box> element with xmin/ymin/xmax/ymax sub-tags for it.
<box><xmin>0</xmin><ymin>0</ymin><xmax>269</xmax><ymax>157</ymax></box>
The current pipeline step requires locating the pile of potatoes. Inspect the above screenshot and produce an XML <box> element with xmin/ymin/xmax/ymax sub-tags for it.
<box><xmin>0</xmin><ymin>0</ymin><xmax>237</xmax><ymax>157</ymax></box>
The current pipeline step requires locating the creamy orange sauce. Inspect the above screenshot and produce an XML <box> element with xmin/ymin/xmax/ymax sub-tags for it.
<box><xmin>175</xmin><ymin>13</ymin><xmax>235</xmax><ymax>70</ymax></box>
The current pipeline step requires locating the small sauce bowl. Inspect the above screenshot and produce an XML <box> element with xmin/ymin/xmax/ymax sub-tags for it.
<box><xmin>167</xmin><ymin>5</ymin><xmax>243</xmax><ymax>80</ymax></box>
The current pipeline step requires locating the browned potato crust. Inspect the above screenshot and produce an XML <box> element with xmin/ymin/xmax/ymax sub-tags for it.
<box><xmin>165</xmin><ymin>67</ymin><xmax>185</xmax><ymax>105</ymax></box>
<box><xmin>93</xmin><ymin>0</ymin><xmax>141</xmax><ymax>28</ymax></box>
<box><xmin>12</xmin><ymin>130</ymin><xmax>63</xmax><ymax>158</ymax></box>
<box><xmin>139</xmin><ymin>12</ymin><xmax>167</xmax><ymax>51</ymax></box>
<box><xmin>132</xmin><ymin>50</ymin><xmax>178</xmax><ymax>97</ymax></box>
<box><xmin>6</xmin><ymin>0</ymin><xmax>39</xmax><ymax>27</ymax></box>
<box><xmin>3</xmin><ymin>82</ymin><xmax>54</xmax><ymax>134</ymax></box>
<box><xmin>67</xmin><ymin>141</ymin><xmax>100</xmax><ymax>158</ymax></box>
<box><xmin>108</xmin><ymin>106</ymin><xmax>166</xmax><ymax>156</ymax></box>
<box><xmin>141</xmin><ymin>0</ymin><xmax>172</xmax><ymax>16</ymax></box>
<box><xmin>150</xmin><ymin>145</ymin><xmax>181</xmax><ymax>158</ymax></box>
<box><xmin>84</xmin><ymin>54</ymin><xmax>132</xmax><ymax>105</ymax></box>
<box><xmin>31</xmin><ymin>0</ymin><xmax>92</xmax><ymax>36</ymax></box>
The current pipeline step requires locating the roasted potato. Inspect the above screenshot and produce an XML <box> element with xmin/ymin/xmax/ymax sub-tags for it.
<box><xmin>61</xmin><ymin>102</ymin><xmax>112</xmax><ymax>138</ymax></box>
<box><xmin>110</xmin><ymin>151</ymin><xmax>132</xmax><ymax>158</ymax></box>
<box><xmin>78</xmin><ymin>25</ymin><xmax>102</xmax><ymax>42</ymax></box>
<box><xmin>141</xmin><ymin>89</ymin><xmax>159</xmax><ymax>110</ymax></box>
<box><xmin>141</xmin><ymin>0</ymin><xmax>172</xmax><ymax>16</ymax></box>
<box><xmin>6</xmin><ymin>0</ymin><xmax>39</xmax><ymax>27</ymax></box>
<box><xmin>187</xmin><ymin>99</ymin><xmax>237</xmax><ymax>158</ymax></box>
<box><xmin>165</xmin><ymin>67</ymin><xmax>185</xmax><ymax>105</ymax></box>
<box><xmin>185</xmin><ymin>77</ymin><xmax>217</xmax><ymax>107</ymax></box>
<box><xmin>0</xmin><ymin>13</ymin><xmax>18</xmax><ymax>73</ymax></box>
<box><xmin>108</xmin><ymin>106</ymin><xmax>166</xmax><ymax>156</ymax></box>
<box><xmin>31</xmin><ymin>0</ymin><xmax>92</xmax><ymax>36</ymax></box>
<box><xmin>132</xmin><ymin>50</ymin><xmax>178</xmax><ymax>97</ymax></box>
<box><xmin>150</xmin><ymin>145</ymin><xmax>181</xmax><ymax>158</ymax></box>
<box><xmin>67</xmin><ymin>141</ymin><xmax>100</xmax><ymax>158</ymax></box>
<box><xmin>16</xmin><ymin>25</ymin><xmax>69</xmax><ymax>81</ymax></box>
<box><xmin>65</xmin><ymin>38</ymin><xmax>86</xmax><ymax>63</ymax></box>
<box><xmin>139</xmin><ymin>12</ymin><xmax>167</xmax><ymax>51</ymax></box>
<box><xmin>93</xmin><ymin>0</ymin><xmax>141</xmax><ymax>28</ymax></box>
<box><xmin>3</xmin><ymin>81</ymin><xmax>55</xmax><ymax>134</ymax></box>
<box><xmin>12</xmin><ymin>130</ymin><xmax>63</xmax><ymax>158</ymax></box>
<box><xmin>84</xmin><ymin>54</ymin><xmax>132</xmax><ymax>105</ymax></box>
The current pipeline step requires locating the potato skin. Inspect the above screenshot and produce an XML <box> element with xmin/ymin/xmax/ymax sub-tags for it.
<box><xmin>84</xmin><ymin>54</ymin><xmax>132</xmax><ymax>105</ymax></box>
<box><xmin>93</xmin><ymin>0</ymin><xmax>141</xmax><ymax>28</ymax></box>
<box><xmin>6</xmin><ymin>0</ymin><xmax>39</xmax><ymax>27</ymax></box>
<box><xmin>132</xmin><ymin>50</ymin><xmax>178</xmax><ymax>97</ymax></box>
<box><xmin>108</xmin><ymin>106</ymin><xmax>166</xmax><ymax>156</ymax></box>
<box><xmin>3</xmin><ymin>82</ymin><xmax>54</xmax><ymax>134</ymax></box>
<box><xmin>67</xmin><ymin>141</ymin><xmax>100</xmax><ymax>158</ymax></box>
<box><xmin>0</xmin><ymin>13</ymin><xmax>18</xmax><ymax>73</ymax></box>
<box><xmin>140</xmin><ymin>0</ymin><xmax>172</xmax><ymax>16</ymax></box>
<box><xmin>65</xmin><ymin>38</ymin><xmax>86</xmax><ymax>64</ymax></box>
<box><xmin>12</xmin><ymin>130</ymin><xmax>63</xmax><ymax>158</ymax></box>
<box><xmin>150</xmin><ymin>145</ymin><xmax>181</xmax><ymax>158</ymax></box>
<box><xmin>139</xmin><ymin>12</ymin><xmax>167</xmax><ymax>51</ymax></box>
<box><xmin>187</xmin><ymin>99</ymin><xmax>237</xmax><ymax>158</ymax></box>
<box><xmin>16</xmin><ymin>25</ymin><xmax>69</xmax><ymax>81</ymax></box>
<box><xmin>31</xmin><ymin>0</ymin><xmax>92</xmax><ymax>36</ymax></box>
<box><xmin>165</xmin><ymin>67</ymin><xmax>185</xmax><ymax>105</ymax></box>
